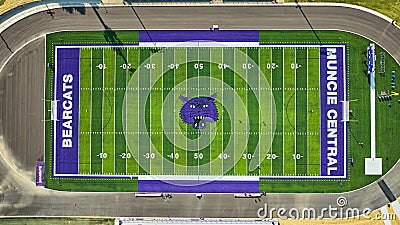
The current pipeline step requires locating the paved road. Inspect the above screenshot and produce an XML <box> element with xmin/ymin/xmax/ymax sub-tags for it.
<box><xmin>0</xmin><ymin>4</ymin><xmax>399</xmax><ymax>218</ymax></box>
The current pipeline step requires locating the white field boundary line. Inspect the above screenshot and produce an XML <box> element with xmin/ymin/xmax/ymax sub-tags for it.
<box><xmin>53</xmin><ymin>44</ymin><xmax>346</xmax><ymax>179</ymax></box>
<box><xmin>53</xmin><ymin>46</ymin><xmax>58</xmax><ymax>176</ymax></box>
<box><xmin>52</xmin><ymin>173</ymin><xmax>347</xmax><ymax>179</ymax></box>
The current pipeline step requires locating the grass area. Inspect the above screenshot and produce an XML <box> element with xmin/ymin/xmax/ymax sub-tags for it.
<box><xmin>0</xmin><ymin>218</ymin><xmax>113</xmax><ymax>225</ymax></box>
<box><xmin>259</xmin><ymin>30</ymin><xmax>400</xmax><ymax>193</ymax></box>
<box><xmin>290</xmin><ymin>0</ymin><xmax>400</xmax><ymax>24</ymax></box>
<box><xmin>46</xmin><ymin>177</ymin><xmax>138</xmax><ymax>192</ymax></box>
<box><xmin>48</xmin><ymin>30</ymin><xmax>139</xmax><ymax>46</ymax></box>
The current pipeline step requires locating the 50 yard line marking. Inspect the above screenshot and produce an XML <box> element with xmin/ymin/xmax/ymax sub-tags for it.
<box><xmin>197</xmin><ymin>44</ymin><xmax>200</xmax><ymax>176</ymax></box>
<box><xmin>185</xmin><ymin>47</ymin><xmax>188</xmax><ymax>176</ymax></box>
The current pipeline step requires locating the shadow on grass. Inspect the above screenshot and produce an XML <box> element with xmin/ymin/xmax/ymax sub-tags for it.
<box><xmin>91</xmin><ymin>6</ymin><xmax>136</xmax><ymax>73</ymax></box>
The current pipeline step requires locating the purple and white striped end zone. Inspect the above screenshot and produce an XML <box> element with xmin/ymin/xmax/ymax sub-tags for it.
<box><xmin>319</xmin><ymin>46</ymin><xmax>347</xmax><ymax>178</ymax></box>
<box><xmin>53</xmin><ymin>47</ymin><xmax>80</xmax><ymax>175</ymax></box>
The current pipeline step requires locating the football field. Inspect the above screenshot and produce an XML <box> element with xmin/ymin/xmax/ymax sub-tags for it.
<box><xmin>53</xmin><ymin>43</ymin><xmax>347</xmax><ymax>179</ymax></box>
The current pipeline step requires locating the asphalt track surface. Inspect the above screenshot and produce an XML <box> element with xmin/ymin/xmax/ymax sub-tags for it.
<box><xmin>0</xmin><ymin>4</ymin><xmax>399</xmax><ymax>218</ymax></box>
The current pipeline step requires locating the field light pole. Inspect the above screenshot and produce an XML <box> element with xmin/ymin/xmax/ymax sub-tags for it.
<box><xmin>130</xmin><ymin>6</ymin><xmax>155</xmax><ymax>47</ymax></box>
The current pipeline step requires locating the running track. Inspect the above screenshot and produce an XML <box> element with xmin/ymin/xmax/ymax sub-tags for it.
<box><xmin>0</xmin><ymin>3</ymin><xmax>399</xmax><ymax>218</ymax></box>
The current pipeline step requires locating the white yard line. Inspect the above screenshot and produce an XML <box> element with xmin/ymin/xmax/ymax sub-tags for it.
<box><xmin>126</xmin><ymin>48</ymin><xmax>129</xmax><ymax>175</ymax></box>
<box><xmin>185</xmin><ymin>47</ymin><xmax>188</xmax><ymax>176</ymax></box>
<box><xmin>137</xmin><ymin>48</ymin><xmax>140</xmax><ymax>174</ymax></box>
<box><xmin>208</xmin><ymin>48</ymin><xmax>212</xmax><ymax>175</ymax></box>
<box><xmin>77</xmin><ymin>48</ymin><xmax>80</xmax><ymax>173</ymax></box>
<box><xmin>89</xmin><ymin>48</ymin><xmax>93</xmax><ymax>174</ymax></box>
<box><xmin>270</xmin><ymin>48</ymin><xmax>273</xmax><ymax>175</ymax></box>
<box><xmin>149</xmin><ymin>49</ymin><xmax>152</xmax><ymax>175</ymax></box>
<box><xmin>221</xmin><ymin>48</ymin><xmax>224</xmax><ymax>175</ymax></box>
<box><xmin>113</xmin><ymin>49</ymin><xmax>116</xmax><ymax>174</ymax></box>
<box><xmin>197</xmin><ymin>44</ymin><xmax>200</xmax><ymax>176</ymax></box>
<box><xmin>245</xmin><ymin>47</ymin><xmax>248</xmax><ymax>175</ymax></box>
<box><xmin>318</xmin><ymin>47</ymin><xmax>321</xmax><ymax>176</ymax></box>
<box><xmin>163</xmin><ymin>48</ymin><xmax>166</xmax><ymax>175</ymax></box>
<box><xmin>258</xmin><ymin>47</ymin><xmax>261</xmax><ymax>176</ymax></box>
<box><xmin>101</xmin><ymin>48</ymin><xmax>105</xmax><ymax>174</ymax></box>
<box><xmin>294</xmin><ymin>47</ymin><xmax>297</xmax><ymax>175</ymax></box>
<box><xmin>306</xmin><ymin>47</ymin><xmax>309</xmax><ymax>175</ymax></box>
<box><xmin>282</xmin><ymin>48</ymin><xmax>285</xmax><ymax>175</ymax></box>
<box><xmin>233</xmin><ymin>48</ymin><xmax>236</xmax><ymax>175</ymax></box>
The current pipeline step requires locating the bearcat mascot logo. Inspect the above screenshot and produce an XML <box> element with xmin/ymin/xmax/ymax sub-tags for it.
<box><xmin>179</xmin><ymin>93</ymin><xmax>219</xmax><ymax>129</ymax></box>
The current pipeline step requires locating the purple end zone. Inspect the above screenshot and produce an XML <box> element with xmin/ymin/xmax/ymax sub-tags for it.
<box><xmin>54</xmin><ymin>47</ymin><xmax>80</xmax><ymax>175</ymax></box>
<box><xmin>138</xmin><ymin>180</ymin><xmax>260</xmax><ymax>193</ymax></box>
<box><xmin>36</xmin><ymin>161</ymin><xmax>45</xmax><ymax>186</ymax></box>
<box><xmin>320</xmin><ymin>47</ymin><xmax>346</xmax><ymax>177</ymax></box>
<box><xmin>139</xmin><ymin>30</ymin><xmax>259</xmax><ymax>42</ymax></box>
